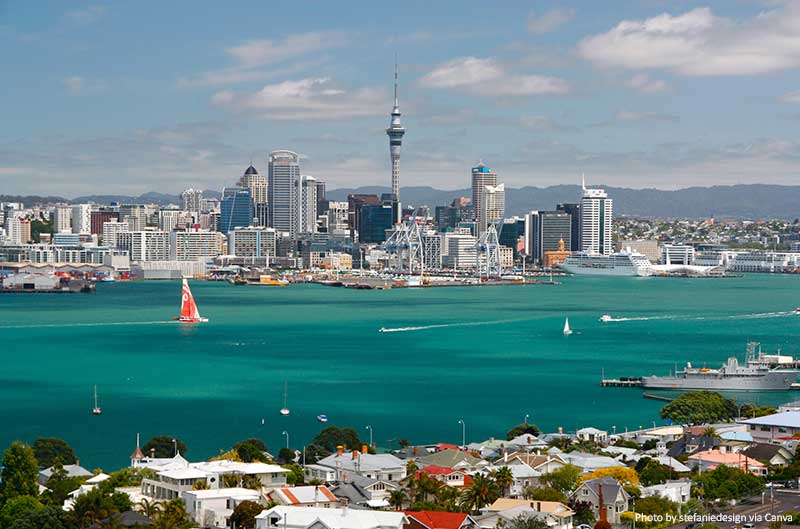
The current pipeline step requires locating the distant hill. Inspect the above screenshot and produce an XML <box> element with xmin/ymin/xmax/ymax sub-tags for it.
<box><xmin>3</xmin><ymin>185</ymin><xmax>799</xmax><ymax>219</ymax></box>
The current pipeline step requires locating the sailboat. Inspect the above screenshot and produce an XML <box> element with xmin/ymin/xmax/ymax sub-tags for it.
<box><xmin>563</xmin><ymin>317</ymin><xmax>573</xmax><ymax>336</ymax></box>
<box><xmin>92</xmin><ymin>385</ymin><xmax>102</xmax><ymax>415</ymax></box>
<box><xmin>279</xmin><ymin>380</ymin><xmax>290</xmax><ymax>416</ymax></box>
<box><xmin>173</xmin><ymin>279</ymin><xmax>208</xmax><ymax>323</ymax></box>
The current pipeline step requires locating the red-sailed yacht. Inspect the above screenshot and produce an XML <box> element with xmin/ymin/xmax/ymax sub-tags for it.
<box><xmin>174</xmin><ymin>279</ymin><xmax>208</xmax><ymax>323</ymax></box>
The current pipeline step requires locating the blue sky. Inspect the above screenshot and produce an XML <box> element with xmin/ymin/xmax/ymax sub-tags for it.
<box><xmin>2</xmin><ymin>0</ymin><xmax>800</xmax><ymax>196</ymax></box>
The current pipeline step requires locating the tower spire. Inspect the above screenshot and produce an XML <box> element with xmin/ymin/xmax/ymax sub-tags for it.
<box><xmin>394</xmin><ymin>53</ymin><xmax>399</xmax><ymax>108</ymax></box>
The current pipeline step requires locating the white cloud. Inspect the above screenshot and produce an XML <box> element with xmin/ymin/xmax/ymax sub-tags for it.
<box><xmin>63</xmin><ymin>76</ymin><xmax>106</xmax><ymax>95</ymax></box>
<box><xmin>527</xmin><ymin>8</ymin><xmax>576</xmax><ymax>34</ymax></box>
<box><xmin>65</xmin><ymin>5</ymin><xmax>106</xmax><ymax>24</ymax></box>
<box><xmin>780</xmin><ymin>90</ymin><xmax>800</xmax><ymax>103</ymax></box>
<box><xmin>420</xmin><ymin>56</ymin><xmax>570</xmax><ymax>96</ymax></box>
<box><xmin>627</xmin><ymin>73</ymin><xmax>668</xmax><ymax>93</ymax></box>
<box><xmin>615</xmin><ymin>110</ymin><xmax>677</xmax><ymax>122</ymax></box>
<box><xmin>578</xmin><ymin>4</ymin><xmax>800</xmax><ymax>76</ymax></box>
<box><xmin>212</xmin><ymin>77</ymin><xmax>386</xmax><ymax>120</ymax></box>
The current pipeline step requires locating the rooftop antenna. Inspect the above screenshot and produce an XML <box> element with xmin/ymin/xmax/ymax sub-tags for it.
<box><xmin>581</xmin><ymin>172</ymin><xmax>587</xmax><ymax>192</ymax></box>
<box><xmin>394</xmin><ymin>52</ymin><xmax>399</xmax><ymax>108</ymax></box>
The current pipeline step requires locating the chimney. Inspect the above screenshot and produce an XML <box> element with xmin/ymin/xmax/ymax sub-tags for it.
<box><xmin>337</xmin><ymin>445</ymin><xmax>344</xmax><ymax>456</ymax></box>
<box><xmin>503</xmin><ymin>452</ymin><xmax>508</xmax><ymax>463</ymax></box>
<box><xmin>353</xmin><ymin>450</ymin><xmax>360</xmax><ymax>460</ymax></box>
<box><xmin>413</xmin><ymin>447</ymin><xmax>419</xmax><ymax>457</ymax></box>
<box><xmin>362</xmin><ymin>444</ymin><xmax>368</xmax><ymax>454</ymax></box>
<box><xmin>558</xmin><ymin>426</ymin><xmax>563</xmax><ymax>435</ymax></box>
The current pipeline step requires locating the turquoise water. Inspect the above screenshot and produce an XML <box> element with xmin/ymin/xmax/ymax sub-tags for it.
<box><xmin>0</xmin><ymin>275</ymin><xmax>798</xmax><ymax>471</ymax></box>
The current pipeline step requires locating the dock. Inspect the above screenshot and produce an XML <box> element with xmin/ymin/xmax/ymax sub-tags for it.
<box><xmin>600</xmin><ymin>377</ymin><xmax>642</xmax><ymax>387</ymax></box>
<box><xmin>643</xmin><ymin>392</ymin><xmax>674</xmax><ymax>402</ymax></box>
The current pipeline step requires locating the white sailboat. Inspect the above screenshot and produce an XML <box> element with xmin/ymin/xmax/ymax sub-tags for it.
<box><xmin>92</xmin><ymin>385</ymin><xmax>102</xmax><ymax>415</ymax></box>
<box><xmin>279</xmin><ymin>381</ymin><xmax>290</xmax><ymax>416</ymax></box>
<box><xmin>563</xmin><ymin>318</ymin><xmax>573</xmax><ymax>336</ymax></box>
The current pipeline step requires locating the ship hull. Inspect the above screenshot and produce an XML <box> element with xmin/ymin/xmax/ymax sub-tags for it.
<box><xmin>559</xmin><ymin>263</ymin><xmax>649</xmax><ymax>277</ymax></box>
<box><xmin>641</xmin><ymin>372</ymin><xmax>798</xmax><ymax>391</ymax></box>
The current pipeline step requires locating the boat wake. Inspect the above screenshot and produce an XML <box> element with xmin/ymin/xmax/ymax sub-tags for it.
<box><xmin>602</xmin><ymin>316</ymin><xmax>671</xmax><ymax>322</ymax></box>
<box><xmin>0</xmin><ymin>321</ymin><xmax>177</xmax><ymax>330</ymax></box>
<box><xmin>603</xmin><ymin>311</ymin><xmax>795</xmax><ymax>323</ymax></box>
<box><xmin>380</xmin><ymin>318</ymin><xmax>523</xmax><ymax>333</ymax></box>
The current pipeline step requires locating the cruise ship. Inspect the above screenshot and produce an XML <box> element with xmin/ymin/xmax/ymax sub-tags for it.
<box><xmin>560</xmin><ymin>250</ymin><xmax>653</xmax><ymax>277</ymax></box>
<box><xmin>641</xmin><ymin>343</ymin><xmax>800</xmax><ymax>391</ymax></box>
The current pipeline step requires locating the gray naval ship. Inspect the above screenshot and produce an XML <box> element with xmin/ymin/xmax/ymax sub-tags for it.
<box><xmin>642</xmin><ymin>342</ymin><xmax>800</xmax><ymax>391</ymax></box>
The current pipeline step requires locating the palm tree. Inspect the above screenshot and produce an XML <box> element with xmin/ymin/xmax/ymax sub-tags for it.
<box><xmin>389</xmin><ymin>489</ymin><xmax>408</xmax><ymax>510</ymax></box>
<box><xmin>492</xmin><ymin>466</ymin><xmax>514</xmax><ymax>498</ymax></box>
<box><xmin>701</xmin><ymin>426</ymin><xmax>719</xmax><ymax>439</ymax></box>
<box><xmin>417</xmin><ymin>474</ymin><xmax>442</xmax><ymax>503</ymax></box>
<box><xmin>459</xmin><ymin>474</ymin><xmax>500</xmax><ymax>514</ymax></box>
<box><xmin>436</xmin><ymin>484</ymin><xmax>461</xmax><ymax>512</ymax></box>
<box><xmin>137</xmin><ymin>498</ymin><xmax>162</xmax><ymax>519</ymax></box>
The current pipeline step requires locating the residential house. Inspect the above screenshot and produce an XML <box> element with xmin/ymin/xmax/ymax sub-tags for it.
<box><xmin>316</xmin><ymin>450</ymin><xmax>407</xmax><ymax>482</ymax></box>
<box><xmin>666</xmin><ymin>435</ymin><xmax>720</xmax><ymax>458</ymax></box>
<box><xmin>740</xmin><ymin>412</ymin><xmax>800</xmax><ymax>443</ymax></box>
<box><xmin>268</xmin><ymin>485</ymin><xmax>340</xmax><ymax>508</ymax></box>
<box><xmin>182</xmin><ymin>487</ymin><xmax>261</xmax><ymax>528</ymax></box>
<box><xmin>576</xmin><ymin>428</ymin><xmax>608</xmax><ymax>444</ymax></box>
<box><xmin>38</xmin><ymin>464</ymin><xmax>93</xmax><ymax>486</ymax></box>
<box><xmin>417</xmin><ymin>466</ymin><xmax>473</xmax><ymax>489</ymax></box>
<box><xmin>686</xmin><ymin>450</ymin><xmax>767</xmax><ymax>476</ymax></box>
<box><xmin>482</xmin><ymin>499</ymin><xmax>574</xmax><ymax>529</ymax></box>
<box><xmin>255</xmin><ymin>505</ymin><xmax>408</xmax><ymax>529</ymax></box>
<box><xmin>304</xmin><ymin>464</ymin><xmax>338</xmax><ymax>483</ymax></box>
<box><xmin>503</xmin><ymin>453</ymin><xmax>567</xmax><ymax>475</ymax></box>
<box><xmin>417</xmin><ymin>449</ymin><xmax>487</xmax><ymax>471</ymax></box>
<box><xmin>403</xmin><ymin>511</ymin><xmax>477</xmax><ymax>529</ymax></box>
<box><xmin>555</xmin><ymin>451</ymin><xmax>624</xmax><ymax>473</ymax></box>
<box><xmin>570</xmin><ymin>476</ymin><xmax>630</xmax><ymax>524</ymax></box>
<box><xmin>505</xmin><ymin>434</ymin><xmax>549</xmax><ymax>452</ymax></box>
<box><xmin>641</xmin><ymin>480</ymin><xmax>692</xmax><ymax>505</ymax></box>
<box><xmin>476</xmin><ymin>465</ymin><xmax>541</xmax><ymax>498</ymax></box>
<box><xmin>742</xmin><ymin>444</ymin><xmax>794</xmax><ymax>468</ymax></box>
<box><xmin>329</xmin><ymin>475</ymin><xmax>398</xmax><ymax>508</ymax></box>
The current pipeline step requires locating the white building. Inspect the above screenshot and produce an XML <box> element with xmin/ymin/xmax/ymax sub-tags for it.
<box><xmin>159</xmin><ymin>209</ymin><xmax>193</xmax><ymax>231</ymax></box>
<box><xmin>116</xmin><ymin>231</ymin><xmax>170</xmax><ymax>261</ymax></box>
<box><xmin>296</xmin><ymin>175</ymin><xmax>318</xmax><ymax>235</ymax></box>
<box><xmin>471</xmin><ymin>162</ymin><xmax>497</xmax><ymax>231</ymax></box>
<box><xmin>181</xmin><ymin>188</ymin><xmax>203</xmax><ymax>216</ymax></box>
<box><xmin>53</xmin><ymin>205</ymin><xmax>72</xmax><ymax>233</ymax></box>
<box><xmin>102</xmin><ymin>220</ymin><xmax>129</xmax><ymax>247</ymax></box>
<box><xmin>641</xmin><ymin>480</ymin><xmax>691</xmax><ymax>504</ymax></box>
<box><xmin>422</xmin><ymin>231</ymin><xmax>443</xmax><ymax>270</ymax></box>
<box><xmin>4</xmin><ymin>212</ymin><xmax>31</xmax><ymax>244</ymax></box>
<box><xmin>327</xmin><ymin>202</ymin><xmax>349</xmax><ymax>232</ymax></box>
<box><xmin>315</xmin><ymin>450</ymin><xmax>406</xmax><ymax>482</ymax></box>
<box><xmin>169</xmin><ymin>230</ymin><xmax>225</xmax><ymax>261</ymax></box>
<box><xmin>579</xmin><ymin>178</ymin><xmax>613</xmax><ymax>255</ymax></box>
<box><xmin>268</xmin><ymin>485</ymin><xmax>339</xmax><ymax>508</ymax></box>
<box><xmin>739</xmin><ymin>411</ymin><xmax>800</xmax><ymax>443</ymax></box>
<box><xmin>661</xmin><ymin>244</ymin><xmax>695</xmax><ymax>265</ymax></box>
<box><xmin>183</xmin><ymin>487</ymin><xmax>261</xmax><ymax>529</ymax></box>
<box><xmin>442</xmin><ymin>233</ymin><xmax>478</xmax><ymax>270</ymax></box>
<box><xmin>729</xmin><ymin>251</ymin><xmax>800</xmax><ymax>273</ymax></box>
<box><xmin>71</xmin><ymin>204</ymin><xmax>92</xmax><ymax>235</ymax></box>
<box><xmin>255</xmin><ymin>506</ymin><xmax>407</xmax><ymax>529</ymax></box>
<box><xmin>480</xmin><ymin>184</ymin><xmax>505</xmax><ymax>234</ymax></box>
<box><xmin>694</xmin><ymin>249</ymin><xmax>745</xmax><ymax>268</ymax></box>
<box><xmin>268</xmin><ymin>150</ymin><xmax>301</xmax><ymax>238</ymax></box>
<box><xmin>239</xmin><ymin>166</ymin><xmax>268</xmax><ymax>207</ymax></box>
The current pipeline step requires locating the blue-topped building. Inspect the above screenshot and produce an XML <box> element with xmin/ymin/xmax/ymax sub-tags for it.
<box><xmin>219</xmin><ymin>187</ymin><xmax>253</xmax><ymax>234</ymax></box>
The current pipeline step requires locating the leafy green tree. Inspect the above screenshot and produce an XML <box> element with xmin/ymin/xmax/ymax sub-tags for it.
<box><xmin>522</xmin><ymin>486</ymin><xmax>567</xmax><ymax>502</ymax></box>
<box><xmin>31</xmin><ymin>439</ymin><xmax>77</xmax><ymax>469</ymax></box>
<box><xmin>302</xmin><ymin>444</ymin><xmax>330</xmax><ymax>464</ymax></box>
<box><xmin>659</xmin><ymin>391</ymin><xmax>737</xmax><ymax>425</ymax></box>
<box><xmin>277</xmin><ymin>448</ymin><xmax>295</xmax><ymax>464</ymax></box>
<box><xmin>568</xmin><ymin>500</ymin><xmax>595</xmax><ymax>526</ymax></box>
<box><xmin>1</xmin><ymin>442</ymin><xmax>39</xmax><ymax>501</ymax></box>
<box><xmin>283</xmin><ymin>463</ymin><xmax>304</xmax><ymax>485</ymax></box>
<box><xmin>506</xmin><ymin>423</ymin><xmax>541</xmax><ymax>440</ymax></box>
<box><xmin>69</xmin><ymin>486</ymin><xmax>132</xmax><ymax>527</ymax></box>
<box><xmin>635</xmin><ymin>495</ymin><xmax>678</xmax><ymax>518</ymax></box>
<box><xmin>739</xmin><ymin>403</ymin><xmax>777</xmax><ymax>418</ymax></box>
<box><xmin>142</xmin><ymin>436</ymin><xmax>187</xmax><ymax>458</ymax></box>
<box><xmin>539</xmin><ymin>464</ymin><xmax>581</xmax><ymax>494</ymax></box>
<box><xmin>8</xmin><ymin>506</ymin><xmax>68</xmax><ymax>529</ymax></box>
<box><xmin>106</xmin><ymin>467</ymin><xmax>157</xmax><ymax>488</ymax></box>
<box><xmin>693</xmin><ymin>465</ymin><xmax>763</xmax><ymax>500</ymax></box>
<box><xmin>637</xmin><ymin>459</ymin><xmax>671</xmax><ymax>487</ymax></box>
<box><xmin>459</xmin><ymin>474</ymin><xmax>500</xmax><ymax>513</ymax></box>
<box><xmin>0</xmin><ymin>495</ymin><xmax>43</xmax><ymax>528</ymax></box>
<box><xmin>43</xmin><ymin>459</ymin><xmax>84</xmax><ymax>508</ymax></box>
<box><xmin>152</xmin><ymin>498</ymin><xmax>192</xmax><ymax>529</ymax></box>
<box><xmin>312</xmin><ymin>427</ymin><xmax>362</xmax><ymax>453</ymax></box>
<box><xmin>229</xmin><ymin>500</ymin><xmax>264</xmax><ymax>529</ymax></box>
<box><xmin>29</xmin><ymin>219</ymin><xmax>53</xmax><ymax>244</ymax></box>
<box><xmin>502</xmin><ymin>515</ymin><xmax>550</xmax><ymax>529</ymax></box>
<box><xmin>233</xmin><ymin>438</ymin><xmax>268</xmax><ymax>463</ymax></box>
<box><xmin>492</xmin><ymin>467</ymin><xmax>514</xmax><ymax>497</ymax></box>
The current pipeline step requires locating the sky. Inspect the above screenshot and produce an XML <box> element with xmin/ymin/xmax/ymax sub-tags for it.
<box><xmin>2</xmin><ymin>0</ymin><xmax>800</xmax><ymax>196</ymax></box>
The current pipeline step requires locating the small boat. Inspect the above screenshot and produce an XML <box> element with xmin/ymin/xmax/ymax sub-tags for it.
<box><xmin>317</xmin><ymin>414</ymin><xmax>328</xmax><ymax>423</ymax></box>
<box><xmin>599</xmin><ymin>314</ymin><xmax>613</xmax><ymax>322</ymax></box>
<box><xmin>280</xmin><ymin>380</ymin><xmax>290</xmax><ymax>416</ymax></box>
<box><xmin>92</xmin><ymin>385</ymin><xmax>102</xmax><ymax>415</ymax></box>
<box><xmin>794</xmin><ymin>307</ymin><xmax>800</xmax><ymax>315</ymax></box>
<box><xmin>563</xmin><ymin>317</ymin><xmax>573</xmax><ymax>336</ymax></box>
<box><xmin>173</xmin><ymin>279</ymin><xmax>208</xmax><ymax>323</ymax></box>
<box><xmin>378</xmin><ymin>327</ymin><xmax>387</xmax><ymax>333</ymax></box>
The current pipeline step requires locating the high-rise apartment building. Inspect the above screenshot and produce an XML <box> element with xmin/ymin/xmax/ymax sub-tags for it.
<box><xmin>479</xmin><ymin>183</ymin><xmax>505</xmax><ymax>234</ymax></box>
<box><xmin>471</xmin><ymin>163</ymin><xmax>497</xmax><ymax>229</ymax></box>
<box><xmin>556</xmin><ymin>203</ymin><xmax>581</xmax><ymax>251</ymax></box>
<box><xmin>53</xmin><ymin>205</ymin><xmax>72</xmax><ymax>233</ymax></box>
<box><xmin>296</xmin><ymin>175</ymin><xmax>318</xmax><ymax>235</ymax></box>
<box><xmin>169</xmin><ymin>230</ymin><xmax>225</xmax><ymax>261</ymax></box>
<box><xmin>71</xmin><ymin>204</ymin><xmax>92</xmax><ymax>234</ymax></box>
<box><xmin>181</xmin><ymin>188</ymin><xmax>203</xmax><ymax>216</ymax></box>
<box><xmin>579</xmin><ymin>177</ymin><xmax>613</xmax><ymax>255</ymax></box>
<box><xmin>268</xmin><ymin>150</ymin><xmax>301</xmax><ymax>237</ymax></box>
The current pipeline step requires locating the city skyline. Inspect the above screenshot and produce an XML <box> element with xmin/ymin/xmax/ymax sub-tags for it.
<box><xmin>3</xmin><ymin>1</ymin><xmax>800</xmax><ymax>195</ymax></box>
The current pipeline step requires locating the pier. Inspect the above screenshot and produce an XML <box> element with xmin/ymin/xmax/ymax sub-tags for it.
<box><xmin>600</xmin><ymin>377</ymin><xmax>643</xmax><ymax>387</ymax></box>
<box><xmin>643</xmin><ymin>392</ymin><xmax>674</xmax><ymax>402</ymax></box>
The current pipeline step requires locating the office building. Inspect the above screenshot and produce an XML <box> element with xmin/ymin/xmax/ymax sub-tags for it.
<box><xmin>327</xmin><ymin>202</ymin><xmax>349</xmax><ymax>233</ymax></box>
<box><xmin>228</xmin><ymin>227</ymin><xmax>278</xmax><ymax>262</ymax></box>
<box><xmin>347</xmin><ymin>194</ymin><xmax>381</xmax><ymax>242</ymax></box>
<box><xmin>116</xmin><ymin>231</ymin><xmax>170</xmax><ymax>261</ymax></box>
<box><xmin>422</xmin><ymin>231</ymin><xmax>443</xmax><ymax>270</ymax></box>
<box><xmin>219</xmin><ymin>187</ymin><xmax>253</xmax><ymax>234</ymax></box>
<box><xmin>661</xmin><ymin>244</ymin><xmax>696</xmax><ymax>265</ymax></box>
<box><xmin>579</xmin><ymin>177</ymin><xmax>613</xmax><ymax>255</ymax></box>
<box><xmin>479</xmin><ymin>183</ymin><xmax>505</xmax><ymax>234</ymax></box>
<box><xmin>238</xmin><ymin>165</ymin><xmax>267</xmax><ymax>206</ymax></box>
<box><xmin>526</xmin><ymin>211</ymin><xmax>572</xmax><ymax>264</ymax></box>
<box><xmin>119</xmin><ymin>204</ymin><xmax>148</xmax><ymax>232</ymax></box>
<box><xmin>268</xmin><ymin>150</ymin><xmax>301</xmax><ymax>237</ymax></box>
<box><xmin>296</xmin><ymin>175</ymin><xmax>318</xmax><ymax>234</ymax></box>
<box><xmin>169</xmin><ymin>230</ymin><xmax>225</xmax><ymax>261</ymax></box>
<box><xmin>442</xmin><ymin>232</ymin><xmax>478</xmax><ymax>269</ymax></box>
<box><xmin>359</xmin><ymin>203</ymin><xmax>394</xmax><ymax>244</ymax></box>
<box><xmin>315</xmin><ymin>180</ymin><xmax>327</xmax><ymax>217</ymax></box>
<box><xmin>53</xmin><ymin>205</ymin><xmax>72</xmax><ymax>233</ymax></box>
<box><xmin>557</xmin><ymin>203</ymin><xmax>581</xmax><ymax>251</ymax></box>
<box><xmin>499</xmin><ymin>217</ymin><xmax>526</xmax><ymax>257</ymax></box>
<box><xmin>181</xmin><ymin>188</ymin><xmax>203</xmax><ymax>215</ymax></box>
<box><xmin>71</xmin><ymin>204</ymin><xmax>92</xmax><ymax>234</ymax></box>
<box><xmin>90</xmin><ymin>209</ymin><xmax>119</xmax><ymax>235</ymax></box>
<box><xmin>102</xmin><ymin>220</ymin><xmax>129</xmax><ymax>247</ymax></box>
<box><xmin>159</xmin><ymin>209</ymin><xmax>193</xmax><ymax>231</ymax></box>
<box><xmin>471</xmin><ymin>162</ymin><xmax>496</xmax><ymax>226</ymax></box>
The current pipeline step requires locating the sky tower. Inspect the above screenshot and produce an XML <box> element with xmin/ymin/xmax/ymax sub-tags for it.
<box><xmin>386</xmin><ymin>59</ymin><xmax>405</xmax><ymax>204</ymax></box>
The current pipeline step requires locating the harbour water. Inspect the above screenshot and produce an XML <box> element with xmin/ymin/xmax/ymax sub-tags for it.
<box><xmin>1</xmin><ymin>274</ymin><xmax>798</xmax><ymax>470</ymax></box>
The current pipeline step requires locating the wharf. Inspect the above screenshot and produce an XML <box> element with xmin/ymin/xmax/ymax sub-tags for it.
<box><xmin>600</xmin><ymin>377</ymin><xmax>642</xmax><ymax>387</ymax></box>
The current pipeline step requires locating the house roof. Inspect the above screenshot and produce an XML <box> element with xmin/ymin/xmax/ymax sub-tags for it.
<box><xmin>318</xmin><ymin>452</ymin><xmax>406</xmax><ymax>473</ymax></box>
<box><xmin>740</xmin><ymin>411</ymin><xmax>800</xmax><ymax>428</ymax></box>
<box><xmin>254</xmin><ymin>505</ymin><xmax>407</xmax><ymax>529</ymax></box>
<box><xmin>506</xmin><ymin>434</ymin><xmax>546</xmax><ymax>447</ymax></box>
<box><xmin>404</xmin><ymin>511</ymin><xmax>471</xmax><ymax>529</ymax></box>
<box><xmin>574</xmin><ymin>476</ymin><xmax>628</xmax><ymax>506</ymax></box>
<box><xmin>577</xmin><ymin>427</ymin><xmax>607</xmax><ymax>435</ymax></box>
<box><xmin>422</xmin><ymin>465</ymin><xmax>463</xmax><ymax>476</ymax></box>
<box><xmin>688</xmin><ymin>450</ymin><xmax>766</xmax><ymax>470</ymax></box>
<box><xmin>558</xmin><ymin>451</ymin><xmax>623</xmax><ymax>471</ymax></box>
<box><xmin>272</xmin><ymin>485</ymin><xmax>338</xmax><ymax>504</ymax></box>
<box><xmin>183</xmin><ymin>487</ymin><xmax>260</xmax><ymax>500</ymax></box>
<box><xmin>743</xmin><ymin>443</ymin><xmax>790</xmax><ymax>463</ymax></box>
<box><xmin>87</xmin><ymin>511</ymin><xmax>152</xmax><ymax>529</ymax></box>
<box><xmin>503</xmin><ymin>453</ymin><xmax>566</xmax><ymax>469</ymax></box>
<box><xmin>720</xmin><ymin>431</ymin><xmax>753</xmax><ymax>442</ymax></box>
<box><xmin>39</xmin><ymin>464</ymin><xmax>93</xmax><ymax>480</ymax></box>
<box><xmin>417</xmin><ymin>449</ymin><xmax>485</xmax><ymax>469</ymax></box>
<box><xmin>486</xmin><ymin>498</ymin><xmax>574</xmax><ymax>518</ymax></box>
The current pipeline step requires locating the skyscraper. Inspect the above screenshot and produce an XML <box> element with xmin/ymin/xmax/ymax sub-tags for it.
<box><xmin>268</xmin><ymin>150</ymin><xmax>300</xmax><ymax>238</ymax></box>
<box><xmin>296</xmin><ymin>175</ymin><xmax>318</xmax><ymax>234</ymax></box>
<box><xmin>556</xmin><ymin>203</ymin><xmax>581</xmax><ymax>251</ymax></box>
<box><xmin>386</xmin><ymin>60</ymin><xmax>405</xmax><ymax>211</ymax></box>
<box><xmin>471</xmin><ymin>162</ymin><xmax>497</xmax><ymax>229</ymax></box>
<box><xmin>238</xmin><ymin>165</ymin><xmax>267</xmax><ymax>227</ymax></box>
<box><xmin>219</xmin><ymin>186</ymin><xmax>253</xmax><ymax>234</ymax></box>
<box><xmin>181</xmin><ymin>188</ymin><xmax>203</xmax><ymax>216</ymax></box>
<box><xmin>71</xmin><ymin>204</ymin><xmax>92</xmax><ymax>234</ymax></box>
<box><xmin>525</xmin><ymin>210</ymin><xmax>572</xmax><ymax>264</ymax></box>
<box><xmin>579</xmin><ymin>175</ymin><xmax>613</xmax><ymax>255</ymax></box>
<box><xmin>479</xmin><ymin>183</ymin><xmax>505</xmax><ymax>234</ymax></box>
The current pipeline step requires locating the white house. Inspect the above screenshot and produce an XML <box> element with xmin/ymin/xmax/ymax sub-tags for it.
<box><xmin>268</xmin><ymin>485</ymin><xmax>340</xmax><ymax>508</ymax></box>
<box><xmin>182</xmin><ymin>487</ymin><xmax>261</xmax><ymax>528</ymax></box>
<box><xmin>255</xmin><ymin>505</ymin><xmax>407</xmax><ymax>529</ymax></box>
<box><xmin>576</xmin><ymin>427</ymin><xmax>608</xmax><ymax>444</ymax></box>
<box><xmin>641</xmin><ymin>480</ymin><xmax>691</xmax><ymax>505</ymax></box>
<box><xmin>316</xmin><ymin>451</ymin><xmax>406</xmax><ymax>482</ymax></box>
<box><xmin>739</xmin><ymin>412</ymin><xmax>800</xmax><ymax>443</ymax></box>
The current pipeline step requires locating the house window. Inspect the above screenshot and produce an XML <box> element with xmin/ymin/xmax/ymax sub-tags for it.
<box><xmin>583</xmin><ymin>489</ymin><xmax>588</xmax><ymax>495</ymax></box>
<box><xmin>779</xmin><ymin>428</ymin><xmax>788</xmax><ymax>433</ymax></box>
<box><xmin>761</xmin><ymin>427</ymin><xmax>770</xmax><ymax>432</ymax></box>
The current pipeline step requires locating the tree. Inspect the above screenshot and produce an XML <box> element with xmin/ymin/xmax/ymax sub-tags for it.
<box><xmin>312</xmin><ymin>427</ymin><xmax>362</xmax><ymax>453</ymax></box>
<box><xmin>389</xmin><ymin>489</ymin><xmax>408</xmax><ymax>510</ymax></box>
<box><xmin>283</xmin><ymin>463</ymin><xmax>304</xmax><ymax>485</ymax></box>
<box><xmin>8</xmin><ymin>506</ymin><xmax>68</xmax><ymax>529</ymax></box>
<box><xmin>740</xmin><ymin>404</ymin><xmax>777</xmax><ymax>418</ymax></box>
<box><xmin>1</xmin><ymin>442</ymin><xmax>39</xmax><ymax>501</ymax></box>
<box><xmin>660</xmin><ymin>391</ymin><xmax>737</xmax><ymax>425</ymax></box>
<box><xmin>522</xmin><ymin>486</ymin><xmax>567</xmax><ymax>503</ymax></box>
<box><xmin>152</xmin><ymin>498</ymin><xmax>192</xmax><ymax>529</ymax></box>
<box><xmin>506</xmin><ymin>423</ymin><xmax>541</xmax><ymax>441</ymax></box>
<box><xmin>229</xmin><ymin>500</ymin><xmax>263</xmax><ymax>529</ymax></box>
<box><xmin>234</xmin><ymin>438</ymin><xmax>269</xmax><ymax>463</ymax></box>
<box><xmin>44</xmin><ymin>459</ymin><xmax>85</xmax><ymax>507</ymax></box>
<box><xmin>302</xmin><ymin>444</ymin><xmax>330</xmax><ymax>464</ymax></box>
<box><xmin>580</xmin><ymin>467</ymin><xmax>639</xmax><ymax>486</ymax></box>
<box><xmin>635</xmin><ymin>495</ymin><xmax>677</xmax><ymax>517</ymax></box>
<box><xmin>142</xmin><ymin>436</ymin><xmax>187</xmax><ymax>458</ymax></box>
<box><xmin>459</xmin><ymin>474</ymin><xmax>500</xmax><ymax>513</ymax></box>
<box><xmin>137</xmin><ymin>498</ymin><xmax>162</xmax><ymax>519</ymax></box>
<box><xmin>568</xmin><ymin>500</ymin><xmax>595</xmax><ymax>526</ymax></box>
<box><xmin>693</xmin><ymin>465</ymin><xmax>763</xmax><ymax>501</ymax></box>
<box><xmin>539</xmin><ymin>464</ymin><xmax>581</xmax><ymax>494</ymax></box>
<box><xmin>637</xmin><ymin>459</ymin><xmax>671</xmax><ymax>487</ymax></box>
<box><xmin>69</xmin><ymin>486</ymin><xmax>132</xmax><ymax>527</ymax></box>
<box><xmin>492</xmin><ymin>467</ymin><xmax>514</xmax><ymax>497</ymax></box>
<box><xmin>0</xmin><ymin>496</ymin><xmax>43</xmax><ymax>528</ymax></box>
<box><xmin>502</xmin><ymin>515</ymin><xmax>550</xmax><ymax>529</ymax></box>
<box><xmin>32</xmin><ymin>439</ymin><xmax>77</xmax><ymax>469</ymax></box>
<box><xmin>277</xmin><ymin>448</ymin><xmax>295</xmax><ymax>465</ymax></box>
